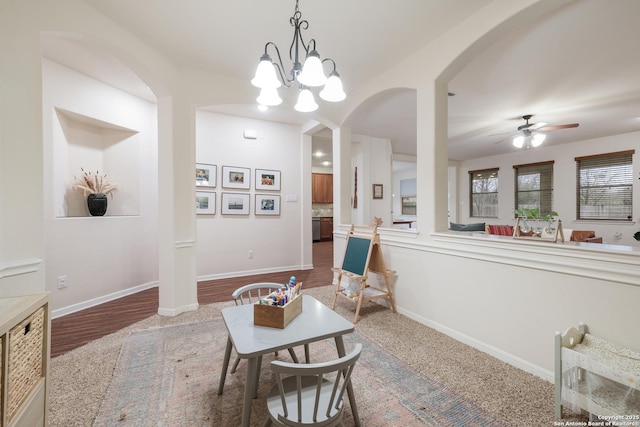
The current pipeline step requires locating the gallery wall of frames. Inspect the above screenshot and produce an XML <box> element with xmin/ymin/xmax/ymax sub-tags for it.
<box><xmin>196</xmin><ymin>163</ymin><xmax>281</xmax><ymax>216</ymax></box>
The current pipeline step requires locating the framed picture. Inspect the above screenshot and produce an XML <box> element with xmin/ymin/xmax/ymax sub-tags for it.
<box><xmin>196</xmin><ymin>191</ymin><xmax>216</xmax><ymax>215</ymax></box>
<box><xmin>373</xmin><ymin>183</ymin><xmax>383</xmax><ymax>199</ymax></box>
<box><xmin>221</xmin><ymin>192</ymin><xmax>250</xmax><ymax>215</ymax></box>
<box><xmin>255</xmin><ymin>168</ymin><xmax>281</xmax><ymax>191</ymax></box>
<box><xmin>196</xmin><ymin>163</ymin><xmax>216</xmax><ymax>187</ymax></box>
<box><xmin>255</xmin><ymin>194</ymin><xmax>281</xmax><ymax>216</ymax></box>
<box><xmin>222</xmin><ymin>166</ymin><xmax>250</xmax><ymax>189</ymax></box>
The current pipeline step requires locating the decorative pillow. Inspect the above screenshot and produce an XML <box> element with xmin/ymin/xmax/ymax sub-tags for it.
<box><xmin>488</xmin><ymin>224</ymin><xmax>514</xmax><ymax>236</ymax></box>
<box><xmin>449</xmin><ymin>222</ymin><xmax>486</xmax><ymax>232</ymax></box>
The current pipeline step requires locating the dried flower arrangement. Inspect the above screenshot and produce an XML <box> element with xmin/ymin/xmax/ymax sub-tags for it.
<box><xmin>74</xmin><ymin>168</ymin><xmax>117</xmax><ymax>198</ymax></box>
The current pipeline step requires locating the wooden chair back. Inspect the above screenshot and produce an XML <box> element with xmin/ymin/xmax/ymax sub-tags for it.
<box><xmin>264</xmin><ymin>344</ymin><xmax>363</xmax><ymax>427</ymax></box>
<box><xmin>232</xmin><ymin>282</ymin><xmax>283</xmax><ymax>306</ymax></box>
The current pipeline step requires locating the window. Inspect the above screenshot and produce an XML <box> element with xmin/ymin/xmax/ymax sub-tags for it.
<box><xmin>514</xmin><ymin>161</ymin><xmax>554</xmax><ymax>215</ymax></box>
<box><xmin>400</xmin><ymin>178</ymin><xmax>416</xmax><ymax>215</ymax></box>
<box><xmin>469</xmin><ymin>168</ymin><xmax>498</xmax><ymax>217</ymax></box>
<box><xmin>401</xmin><ymin>197</ymin><xmax>416</xmax><ymax>215</ymax></box>
<box><xmin>576</xmin><ymin>150</ymin><xmax>634</xmax><ymax>220</ymax></box>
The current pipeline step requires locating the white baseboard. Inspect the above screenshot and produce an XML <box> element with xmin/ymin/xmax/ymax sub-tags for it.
<box><xmin>52</xmin><ymin>263</ymin><xmax>316</xmax><ymax>319</ymax></box>
<box><xmin>158</xmin><ymin>302</ymin><xmax>199</xmax><ymax>317</ymax></box>
<box><xmin>198</xmin><ymin>264</ymin><xmax>314</xmax><ymax>282</ymax></box>
<box><xmin>51</xmin><ymin>281</ymin><xmax>158</xmax><ymax>319</ymax></box>
<box><xmin>396</xmin><ymin>307</ymin><xmax>554</xmax><ymax>383</ymax></box>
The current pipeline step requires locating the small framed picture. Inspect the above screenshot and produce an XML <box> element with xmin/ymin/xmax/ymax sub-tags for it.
<box><xmin>196</xmin><ymin>163</ymin><xmax>216</xmax><ymax>187</ymax></box>
<box><xmin>221</xmin><ymin>192</ymin><xmax>250</xmax><ymax>215</ymax></box>
<box><xmin>196</xmin><ymin>191</ymin><xmax>216</xmax><ymax>215</ymax></box>
<box><xmin>255</xmin><ymin>194</ymin><xmax>280</xmax><ymax>216</ymax></box>
<box><xmin>255</xmin><ymin>168</ymin><xmax>281</xmax><ymax>191</ymax></box>
<box><xmin>373</xmin><ymin>183</ymin><xmax>383</xmax><ymax>199</ymax></box>
<box><xmin>222</xmin><ymin>166</ymin><xmax>250</xmax><ymax>189</ymax></box>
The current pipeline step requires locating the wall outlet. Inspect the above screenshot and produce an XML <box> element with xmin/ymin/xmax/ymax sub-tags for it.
<box><xmin>57</xmin><ymin>275</ymin><xmax>68</xmax><ymax>289</ymax></box>
<box><xmin>248</xmin><ymin>250</ymin><xmax>254</xmax><ymax>259</ymax></box>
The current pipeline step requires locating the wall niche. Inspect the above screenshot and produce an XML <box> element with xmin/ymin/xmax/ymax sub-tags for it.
<box><xmin>53</xmin><ymin>107</ymin><xmax>140</xmax><ymax>217</ymax></box>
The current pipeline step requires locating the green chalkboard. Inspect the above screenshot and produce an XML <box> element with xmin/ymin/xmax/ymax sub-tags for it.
<box><xmin>341</xmin><ymin>236</ymin><xmax>371</xmax><ymax>276</ymax></box>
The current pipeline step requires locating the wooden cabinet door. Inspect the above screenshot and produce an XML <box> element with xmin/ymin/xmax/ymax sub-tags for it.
<box><xmin>312</xmin><ymin>173</ymin><xmax>333</xmax><ymax>203</ymax></box>
<box><xmin>320</xmin><ymin>217</ymin><xmax>333</xmax><ymax>241</ymax></box>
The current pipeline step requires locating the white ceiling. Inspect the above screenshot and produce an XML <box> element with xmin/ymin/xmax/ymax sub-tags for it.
<box><xmin>43</xmin><ymin>1</ymin><xmax>640</xmax><ymax>167</ymax></box>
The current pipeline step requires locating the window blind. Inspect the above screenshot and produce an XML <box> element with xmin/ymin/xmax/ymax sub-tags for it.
<box><xmin>575</xmin><ymin>150</ymin><xmax>634</xmax><ymax>220</ymax></box>
<box><xmin>514</xmin><ymin>161</ymin><xmax>554</xmax><ymax>216</ymax></box>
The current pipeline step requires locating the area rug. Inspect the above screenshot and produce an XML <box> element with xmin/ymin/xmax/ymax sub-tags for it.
<box><xmin>93</xmin><ymin>319</ymin><xmax>508</xmax><ymax>427</ymax></box>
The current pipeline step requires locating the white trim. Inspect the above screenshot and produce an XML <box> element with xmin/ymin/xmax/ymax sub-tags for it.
<box><xmin>158</xmin><ymin>302</ymin><xmax>199</xmax><ymax>317</ymax></box>
<box><xmin>52</xmin><ymin>263</ymin><xmax>316</xmax><ymax>319</ymax></box>
<box><xmin>429</xmin><ymin>232</ymin><xmax>640</xmax><ymax>287</ymax></box>
<box><xmin>51</xmin><ymin>281</ymin><xmax>157</xmax><ymax>319</ymax></box>
<box><xmin>0</xmin><ymin>258</ymin><xmax>42</xmax><ymax>278</ymax></box>
<box><xmin>175</xmin><ymin>240</ymin><xmax>195</xmax><ymax>249</ymax></box>
<box><xmin>398</xmin><ymin>306</ymin><xmax>554</xmax><ymax>383</ymax></box>
<box><xmin>336</xmin><ymin>227</ymin><xmax>640</xmax><ymax>287</ymax></box>
<box><xmin>197</xmin><ymin>264</ymin><xmax>313</xmax><ymax>282</ymax></box>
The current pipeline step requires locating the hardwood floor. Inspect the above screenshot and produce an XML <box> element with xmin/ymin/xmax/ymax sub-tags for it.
<box><xmin>51</xmin><ymin>241</ymin><xmax>334</xmax><ymax>357</ymax></box>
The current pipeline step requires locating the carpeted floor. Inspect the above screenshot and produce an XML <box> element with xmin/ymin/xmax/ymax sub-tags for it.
<box><xmin>49</xmin><ymin>285</ymin><xmax>587</xmax><ymax>426</ymax></box>
<box><xmin>92</xmin><ymin>319</ymin><xmax>507</xmax><ymax>426</ymax></box>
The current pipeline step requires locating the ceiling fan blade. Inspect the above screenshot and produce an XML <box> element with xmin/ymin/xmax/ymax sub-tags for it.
<box><xmin>529</xmin><ymin>122</ymin><xmax>548</xmax><ymax>130</ymax></box>
<box><xmin>538</xmin><ymin>123</ymin><xmax>579</xmax><ymax>131</ymax></box>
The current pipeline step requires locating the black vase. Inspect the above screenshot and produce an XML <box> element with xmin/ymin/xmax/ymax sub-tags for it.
<box><xmin>87</xmin><ymin>193</ymin><xmax>108</xmax><ymax>216</ymax></box>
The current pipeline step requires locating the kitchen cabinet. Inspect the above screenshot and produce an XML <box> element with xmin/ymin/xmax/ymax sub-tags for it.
<box><xmin>312</xmin><ymin>173</ymin><xmax>333</xmax><ymax>203</ymax></box>
<box><xmin>320</xmin><ymin>217</ymin><xmax>333</xmax><ymax>241</ymax></box>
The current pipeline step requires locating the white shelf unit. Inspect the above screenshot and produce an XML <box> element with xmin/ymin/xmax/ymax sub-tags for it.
<box><xmin>555</xmin><ymin>323</ymin><xmax>640</xmax><ymax>419</ymax></box>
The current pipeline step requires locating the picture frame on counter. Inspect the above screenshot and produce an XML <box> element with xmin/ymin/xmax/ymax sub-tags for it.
<box><xmin>196</xmin><ymin>191</ymin><xmax>216</xmax><ymax>215</ymax></box>
<box><xmin>255</xmin><ymin>168</ymin><xmax>281</xmax><ymax>191</ymax></box>
<box><xmin>255</xmin><ymin>194</ymin><xmax>280</xmax><ymax>216</ymax></box>
<box><xmin>222</xmin><ymin>165</ymin><xmax>250</xmax><ymax>189</ymax></box>
<box><xmin>221</xmin><ymin>192</ymin><xmax>250</xmax><ymax>215</ymax></box>
<box><xmin>196</xmin><ymin>163</ymin><xmax>216</xmax><ymax>187</ymax></box>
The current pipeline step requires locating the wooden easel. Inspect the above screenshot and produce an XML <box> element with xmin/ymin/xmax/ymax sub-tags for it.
<box><xmin>331</xmin><ymin>224</ymin><xmax>396</xmax><ymax>323</ymax></box>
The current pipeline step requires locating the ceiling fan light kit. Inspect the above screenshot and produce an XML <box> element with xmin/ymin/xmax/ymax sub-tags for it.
<box><xmin>511</xmin><ymin>114</ymin><xmax>578</xmax><ymax>149</ymax></box>
<box><xmin>513</xmin><ymin>131</ymin><xmax>546</xmax><ymax>149</ymax></box>
<box><xmin>251</xmin><ymin>0</ymin><xmax>346</xmax><ymax>112</ymax></box>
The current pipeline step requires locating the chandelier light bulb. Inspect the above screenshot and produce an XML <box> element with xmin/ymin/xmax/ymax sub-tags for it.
<box><xmin>297</xmin><ymin>50</ymin><xmax>327</xmax><ymax>87</ymax></box>
<box><xmin>294</xmin><ymin>87</ymin><xmax>318</xmax><ymax>112</ymax></box>
<box><xmin>257</xmin><ymin>86</ymin><xmax>283</xmax><ymax>106</ymax></box>
<box><xmin>319</xmin><ymin>70</ymin><xmax>346</xmax><ymax>102</ymax></box>
<box><xmin>512</xmin><ymin>135</ymin><xmax>525</xmax><ymax>148</ymax></box>
<box><xmin>531</xmin><ymin>133</ymin><xmax>546</xmax><ymax>147</ymax></box>
<box><xmin>251</xmin><ymin>54</ymin><xmax>281</xmax><ymax>89</ymax></box>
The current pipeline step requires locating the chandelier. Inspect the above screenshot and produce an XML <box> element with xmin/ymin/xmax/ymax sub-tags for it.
<box><xmin>251</xmin><ymin>0</ymin><xmax>346</xmax><ymax>112</ymax></box>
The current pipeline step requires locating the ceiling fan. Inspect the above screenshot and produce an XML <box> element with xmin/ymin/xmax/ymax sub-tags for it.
<box><xmin>509</xmin><ymin>114</ymin><xmax>579</xmax><ymax>148</ymax></box>
<box><xmin>512</xmin><ymin>114</ymin><xmax>579</xmax><ymax>149</ymax></box>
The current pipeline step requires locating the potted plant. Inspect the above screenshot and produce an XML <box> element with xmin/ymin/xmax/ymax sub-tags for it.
<box><xmin>74</xmin><ymin>168</ymin><xmax>117</xmax><ymax>216</ymax></box>
<box><xmin>514</xmin><ymin>208</ymin><xmax>559</xmax><ymax>236</ymax></box>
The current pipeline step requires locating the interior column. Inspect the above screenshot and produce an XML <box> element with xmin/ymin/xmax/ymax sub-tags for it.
<box><xmin>157</xmin><ymin>94</ymin><xmax>198</xmax><ymax>316</ymax></box>
<box><xmin>416</xmin><ymin>80</ymin><xmax>449</xmax><ymax>236</ymax></box>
